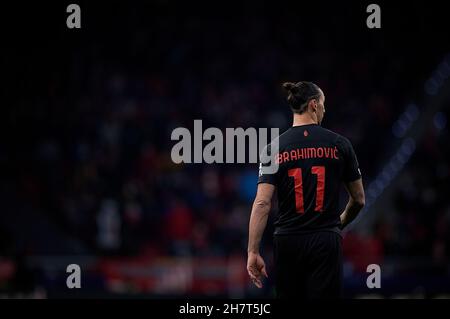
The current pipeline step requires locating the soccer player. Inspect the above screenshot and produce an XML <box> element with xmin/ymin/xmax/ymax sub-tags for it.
<box><xmin>247</xmin><ymin>81</ymin><xmax>365</xmax><ymax>299</ymax></box>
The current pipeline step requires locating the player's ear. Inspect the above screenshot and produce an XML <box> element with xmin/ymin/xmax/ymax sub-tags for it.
<box><xmin>309</xmin><ymin>99</ymin><xmax>318</xmax><ymax>112</ymax></box>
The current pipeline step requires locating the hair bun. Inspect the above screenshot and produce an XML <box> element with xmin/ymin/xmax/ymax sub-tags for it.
<box><xmin>282</xmin><ymin>82</ymin><xmax>296</xmax><ymax>92</ymax></box>
<box><xmin>282</xmin><ymin>82</ymin><xmax>300</xmax><ymax>107</ymax></box>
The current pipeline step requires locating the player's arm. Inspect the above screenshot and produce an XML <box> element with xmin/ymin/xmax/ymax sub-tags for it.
<box><xmin>340</xmin><ymin>178</ymin><xmax>365</xmax><ymax>229</ymax></box>
<box><xmin>247</xmin><ymin>182</ymin><xmax>275</xmax><ymax>288</ymax></box>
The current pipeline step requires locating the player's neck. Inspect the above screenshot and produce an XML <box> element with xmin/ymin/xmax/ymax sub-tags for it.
<box><xmin>292</xmin><ymin>113</ymin><xmax>318</xmax><ymax>127</ymax></box>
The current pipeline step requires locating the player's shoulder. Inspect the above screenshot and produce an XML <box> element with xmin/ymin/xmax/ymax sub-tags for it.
<box><xmin>317</xmin><ymin>126</ymin><xmax>345</xmax><ymax>141</ymax></box>
<box><xmin>267</xmin><ymin>126</ymin><xmax>293</xmax><ymax>148</ymax></box>
<box><xmin>319</xmin><ymin>127</ymin><xmax>353</xmax><ymax>147</ymax></box>
<box><xmin>260</xmin><ymin>133</ymin><xmax>281</xmax><ymax>154</ymax></box>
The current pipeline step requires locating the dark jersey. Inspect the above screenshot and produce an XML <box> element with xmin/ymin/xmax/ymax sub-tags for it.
<box><xmin>258</xmin><ymin>124</ymin><xmax>361</xmax><ymax>236</ymax></box>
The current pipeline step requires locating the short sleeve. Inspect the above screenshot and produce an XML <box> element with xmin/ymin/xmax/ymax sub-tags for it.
<box><xmin>340</xmin><ymin>137</ymin><xmax>362</xmax><ymax>182</ymax></box>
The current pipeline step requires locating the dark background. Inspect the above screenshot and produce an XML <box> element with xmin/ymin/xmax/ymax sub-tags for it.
<box><xmin>1</xmin><ymin>0</ymin><xmax>450</xmax><ymax>298</ymax></box>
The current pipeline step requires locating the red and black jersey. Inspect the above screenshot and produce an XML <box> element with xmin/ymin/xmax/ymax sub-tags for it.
<box><xmin>258</xmin><ymin>124</ymin><xmax>361</xmax><ymax>236</ymax></box>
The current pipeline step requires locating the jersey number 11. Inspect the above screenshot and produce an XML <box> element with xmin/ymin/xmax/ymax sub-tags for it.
<box><xmin>288</xmin><ymin>166</ymin><xmax>325</xmax><ymax>213</ymax></box>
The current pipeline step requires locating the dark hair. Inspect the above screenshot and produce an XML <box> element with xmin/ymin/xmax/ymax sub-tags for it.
<box><xmin>282</xmin><ymin>81</ymin><xmax>322</xmax><ymax>114</ymax></box>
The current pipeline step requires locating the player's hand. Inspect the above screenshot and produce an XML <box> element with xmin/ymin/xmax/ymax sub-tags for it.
<box><xmin>247</xmin><ymin>251</ymin><xmax>268</xmax><ymax>288</ymax></box>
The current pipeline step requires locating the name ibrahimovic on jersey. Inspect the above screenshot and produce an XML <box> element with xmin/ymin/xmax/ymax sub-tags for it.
<box><xmin>276</xmin><ymin>146</ymin><xmax>339</xmax><ymax>164</ymax></box>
